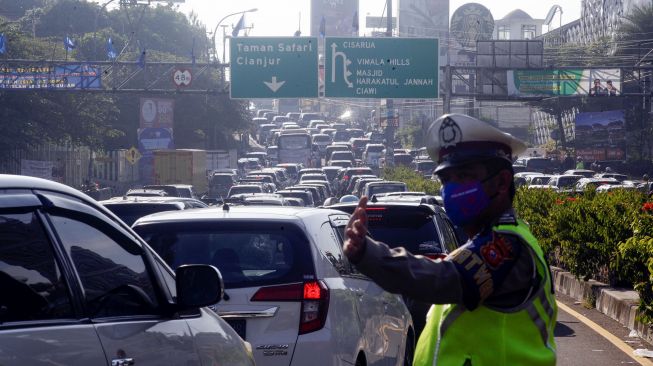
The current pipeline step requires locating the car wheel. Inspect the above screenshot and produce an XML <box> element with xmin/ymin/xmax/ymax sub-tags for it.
<box><xmin>404</xmin><ymin>329</ymin><xmax>415</xmax><ymax>366</ymax></box>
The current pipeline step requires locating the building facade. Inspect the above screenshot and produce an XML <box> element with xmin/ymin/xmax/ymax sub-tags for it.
<box><xmin>494</xmin><ymin>9</ymin><xmax>545</xmax><ymax>40</ymax></box>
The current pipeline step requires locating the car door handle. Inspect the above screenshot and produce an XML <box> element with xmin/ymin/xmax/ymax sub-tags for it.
<box><xmin>112</xmin><ymin>358</ymin><xmax>135</xmax><ymax>366</ymax></box>
<box><xmin>218</xmin><ymin>307</ymin><xmax>279</xmax><ymax>319</ymax></box>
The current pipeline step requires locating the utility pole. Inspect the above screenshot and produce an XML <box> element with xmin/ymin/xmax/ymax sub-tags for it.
<box><xmin>384</xmin><ymin>0</ymin><xmax>395</xmax><ymax>167</ymax></box>
<box><xmin>443</xmin><ymin>30</ymin><xmax>451</xmax><ymax>114</ymax></box>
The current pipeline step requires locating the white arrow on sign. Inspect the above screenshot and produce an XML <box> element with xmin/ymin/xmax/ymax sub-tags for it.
<box><xmin>264</xmin><ymin>76</ymin><xmax>286</xmax><ymax>92</ymax></box>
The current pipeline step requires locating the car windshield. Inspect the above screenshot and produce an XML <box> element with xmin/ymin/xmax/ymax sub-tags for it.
<box><xmin>135</xmin><ymin>222</ymin><xmax>314</xmax><ymax>288</ymax></box>
<box><xmin>558</xmin><ymin>177</ymin><xmax>581</xmax><ymax>187</ymax></box>
<box><xmin>369</xmin><ymin>184</ymin><xmax>406</xmax><ymax>196</ymax></box>
<box><xmin>211</xmin><ymin>175</ymin><xmax>234</xmax><ymax>184</ymax></box>
<box><xmin>104</xmin><ymin>203</ymin><xmax>182</xmax><ymax>226</ymax></box>
<box><xmin>366</xmin><ymin>145</ymin><xmax>384</xmax><ymax>153</ymax></box>
<box><xmin>229</xmin><ymin>186</ymin><xmax>261</xmax><ymax>196</ymax></box>
<box><xmin>313</xmin><ymin>135</ymin><xmax>331</xmax><ymax>143</ymax></box>
<box><xmin>416</xmin><ymin>161</ymin><xmax>436</xmax><ymax>171</ymax></box>
<box><xmin>337</xmin><ymin>207</ymin><xmax>443</xmax><ymax>255</ymax></box>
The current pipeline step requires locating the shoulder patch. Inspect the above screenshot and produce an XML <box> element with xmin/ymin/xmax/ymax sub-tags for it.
<box><xmin>449</xmin><ymin>230</ymin><xmax>522</xmax><ymax>309</ymax></box>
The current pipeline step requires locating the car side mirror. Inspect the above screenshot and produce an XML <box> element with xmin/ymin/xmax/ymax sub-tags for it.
<box><xmin>176</xmin><ymin>264</ymin><xmax>223</xmax><ymax>309</ymax></box>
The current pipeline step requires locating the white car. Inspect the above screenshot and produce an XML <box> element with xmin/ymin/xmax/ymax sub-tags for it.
<box><xmin>133</xmin><ymin>206</ymin><xmax>415</xmax><ymax>366</ymax></box>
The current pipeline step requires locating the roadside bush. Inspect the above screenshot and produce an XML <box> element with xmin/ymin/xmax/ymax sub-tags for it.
<box><xmin>382</xmin><ymin>167</ymin><xmax>441</xmax><ymax>195</ymax></box>
<box><xmin>515</xmin><ymin>187</ymin><xmax>653</xmax><ymax>320</ymax></box>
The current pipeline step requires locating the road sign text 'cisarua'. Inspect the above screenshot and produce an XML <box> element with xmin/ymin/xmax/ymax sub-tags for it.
<box><xmin>230</xmin><ymin>37</ymin><xmax>318</xmax><ymax>99</ymax></box>
<box><xmin>324</xmin><ymin>37</ymin><xmax>439</xmax><ymax>99</ymax></box>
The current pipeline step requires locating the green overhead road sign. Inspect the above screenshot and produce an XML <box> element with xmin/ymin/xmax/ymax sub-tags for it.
<box><xmin>324</xmin><ymin>37</ymin><xmax>439</xmax><ymax>99</ymax></box>
<box><xmin>230</xmin><ymin>37</ymin><xmax>318</xmax><ymax>99</ymax></box>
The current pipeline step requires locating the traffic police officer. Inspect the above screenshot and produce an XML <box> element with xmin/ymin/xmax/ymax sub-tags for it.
<box><xmin>344</xmin><ymin>114</ymin><xmax>557</xmax><ymax>366</ymax></box>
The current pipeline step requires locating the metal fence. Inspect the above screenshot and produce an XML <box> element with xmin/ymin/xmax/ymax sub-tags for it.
<box><xmin>0</xmin><ymin>143</ymin><xmax>91</xmax><ymax>188</ymax></box>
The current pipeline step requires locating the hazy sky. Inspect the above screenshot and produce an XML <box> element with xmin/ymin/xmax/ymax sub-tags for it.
<box><xmin>178</xmin><ymin>0</ymin><xmax>580</xmax><ymax>40</ymax></box>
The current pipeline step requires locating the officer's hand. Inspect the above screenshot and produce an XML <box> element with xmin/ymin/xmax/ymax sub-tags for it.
<box><xmin>344</xmin><ymin>196</ymin><xmax>369</xmax><ymax>263</ymax></box>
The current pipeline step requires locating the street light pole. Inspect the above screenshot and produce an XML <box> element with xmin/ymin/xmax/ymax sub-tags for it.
<box><xmin>211</xmin><ymin>8</ymin><xmax>257</xmax><ymax>63</ymax></box>
<box><xmin>221</xmin><ymin>25</ymin><xmax>229</xmax><ymax>64</ymax></box>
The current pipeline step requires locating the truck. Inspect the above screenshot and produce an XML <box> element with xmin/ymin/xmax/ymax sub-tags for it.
<box><xmin>206</xmin><ymin>149</ymin><xmax>238</xmax><ymax>172</ymax></box>
<box><xmin>153</xmin><ymin>149</ymin><xmax>207</xmax><ymax>194</ymax></box>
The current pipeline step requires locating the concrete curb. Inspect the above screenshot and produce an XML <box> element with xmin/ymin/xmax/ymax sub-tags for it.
<box><xmin>551</xmin><ymin>266</ymin><xmax>653</xmax><ymax>345</ymax></box>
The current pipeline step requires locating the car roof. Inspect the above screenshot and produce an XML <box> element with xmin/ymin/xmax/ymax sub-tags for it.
<box><xmin>329</xmin><ymin>200</ymin><xmax>441</xmax><ymax>212</ymax></box>
<box><xmin>100</xmin><ymin>196</ymin><xmax>204</xmax><ymax>205</ymax></box>
<box><xmin>145</xmin><ymin>184</ymin><xmax>193</xmax><ymax>188</ymax></box>
<box><xmin>367</xmin><ymin>180</ymin><xmax>406</xmax><ymax>186</ymax></box>
<box><xmin>133</xmin><ymin>206</ymin><xmax>347</xmax><ymax>225</ymax></box>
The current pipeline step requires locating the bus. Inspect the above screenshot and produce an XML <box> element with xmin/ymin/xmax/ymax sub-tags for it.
<box><xmin>278</xmin><ymin>132</ymin><xmax>312</xmax><ymax>167</ymax></box>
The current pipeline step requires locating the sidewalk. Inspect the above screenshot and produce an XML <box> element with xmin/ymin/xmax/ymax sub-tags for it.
<box><xmin>552</xmin><ymin>266</ymin><xmax>653</xmax><ymax>344</ymax></box>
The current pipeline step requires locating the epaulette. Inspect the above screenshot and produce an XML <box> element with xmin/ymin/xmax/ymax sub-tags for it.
<box><xmin>497</xmin><ymin>211</ymin><xmax>518</xmax><ymax>225</ymax></box>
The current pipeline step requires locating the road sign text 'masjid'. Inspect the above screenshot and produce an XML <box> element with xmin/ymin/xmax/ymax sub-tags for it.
<box><xmin>325</xmin><ymin>37</ymin><xmax>439</xmax><ymax>99</ymax></box>
<box><xmin>230</xmin><ymin>37</ymin><xmax>318</xmax><ymax>99</ymax></box>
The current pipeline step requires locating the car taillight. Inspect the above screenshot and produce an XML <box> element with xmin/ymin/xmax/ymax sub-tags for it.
<box><xmin>250</xmin><ymin>281</ymin><xmax>330</xmax><ymax>335</ymax></box>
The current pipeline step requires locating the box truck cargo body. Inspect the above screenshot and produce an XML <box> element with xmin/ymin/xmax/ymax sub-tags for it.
<box><xmin>153</xmin><ymin>149</ymin><xmax>207</xmax><ymax>194</ymax></box>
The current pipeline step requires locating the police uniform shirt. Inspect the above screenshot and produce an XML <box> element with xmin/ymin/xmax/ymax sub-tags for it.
<box><xmin>353</xmin><ymin>210</ymin><xmax>536</xmax><ymax>310</ymax></box>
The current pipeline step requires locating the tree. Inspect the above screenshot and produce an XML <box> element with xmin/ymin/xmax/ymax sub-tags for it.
<box><xmin>0</xmin><ymin>0</ymin><xmax>44</xmax><ymax>20</ymax></box>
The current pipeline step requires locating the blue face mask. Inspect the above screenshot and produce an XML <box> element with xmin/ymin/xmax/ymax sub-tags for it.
<box><xmin>441</xmin><ymin>174</ymin><xmax>498</xmax><ymax>227</ymax></box>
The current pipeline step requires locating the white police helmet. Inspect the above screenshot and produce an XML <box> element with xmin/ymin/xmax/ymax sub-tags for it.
<box><xmin>426</xmin><ymin>114</ymin><xmax>527</xmax><ymax>173</ymax></box>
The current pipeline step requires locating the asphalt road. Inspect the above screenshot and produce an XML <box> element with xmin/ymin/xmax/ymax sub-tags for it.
<box><xmin>555</xmin><ymin>293</ymin><xmax>653</xmax><ymax>366</ymax></box>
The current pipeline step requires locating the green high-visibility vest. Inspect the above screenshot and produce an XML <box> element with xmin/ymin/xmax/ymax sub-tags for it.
<box><xmin>413</xmin><ymin>220</ymin><xmax>557</xmax><ymax>366</ymax></box>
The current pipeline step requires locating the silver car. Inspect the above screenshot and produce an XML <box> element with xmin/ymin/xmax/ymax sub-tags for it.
<box><xmin>133</xmin><ymin>206</ymin><xmax>415</xmax><ymax>366</ymax></box>
<box><xmin>0</xmin><ymin>174</ymin><xmax>254</xmax><ymax>366</ymax></box>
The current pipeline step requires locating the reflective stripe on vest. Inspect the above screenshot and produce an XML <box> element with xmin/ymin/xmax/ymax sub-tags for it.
<box><xmin>413</xmin><ymin>221</ymin><xmax>557</xmax><ymax>366</ymax></box>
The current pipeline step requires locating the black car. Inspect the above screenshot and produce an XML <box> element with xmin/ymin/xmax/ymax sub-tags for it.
<box><xmin>100</xmin><ymin>196</ymin><xmax>208</xmax><ymax>226</ymax></box>
<box><xmin>329</xmin><ymin>200</ymin><xmax>461</xmax><ymax>337</ymax></box>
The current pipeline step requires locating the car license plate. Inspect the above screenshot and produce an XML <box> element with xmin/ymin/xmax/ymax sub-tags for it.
<box><xmin>226</xmin><ymin>319</ymin><xmax>246</xmax><ymax>340</ymax></box>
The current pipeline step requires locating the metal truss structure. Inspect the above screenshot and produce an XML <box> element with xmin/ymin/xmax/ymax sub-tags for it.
<box><xmin>0</xmin><ymin>59</ymin><xmax>229</xmax><ymax>95</ymax></box>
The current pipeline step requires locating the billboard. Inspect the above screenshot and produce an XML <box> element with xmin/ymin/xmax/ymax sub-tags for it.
<box><xmin>139</xmin><ymin>98</ymin><xmax>174</xmax><ymax>128</ymax></box>
<box><xmin>138</xmin><ymin>98</ymin><xmax>174</xmax><ymax>184</ymax></box>
<box><xmin>575</xmin><ymin>110</ymin><xmax>625</xmax><ymax>162</ymax></box>
<box><xmin>507</xmin><ymin>69</ymin><xmax>621</xmax><ymax>97</ymax></box>
<box><xmin>0</xmin><ymin>64</ymin><xmax>102</xmax><ymax>90</ymax></box>
<box><xmin>311</xmin><ymin>0</ymin><xmax>359</xmax><ymax>37</ymax></box>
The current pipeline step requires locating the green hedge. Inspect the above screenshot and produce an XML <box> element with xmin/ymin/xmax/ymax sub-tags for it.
<box><xmin>382</xmin><ymin>167</ymin><xmax>441</xmax><ymax>194</ymax></box>
<box><xmin>514</xmin><ymin>188</ymin><xmax>653</xmax><ymax>322</ymax></box>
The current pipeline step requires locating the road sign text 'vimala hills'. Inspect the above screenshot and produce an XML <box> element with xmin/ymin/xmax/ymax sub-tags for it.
<box><xmin>324</xmin><ymin>37</ymin><xmax>439</xmax><ymax>99</ymax></box>
<box><xmin>230</xmin><ymin>37</ymin><xmax>318</xmax><ymax>99</ymax></box>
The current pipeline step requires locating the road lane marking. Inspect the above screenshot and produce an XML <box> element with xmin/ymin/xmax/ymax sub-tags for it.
<box><xmin>557</xmin><ymin>301</ymin><xmax>653</xmax><ymax>366</ymax></box>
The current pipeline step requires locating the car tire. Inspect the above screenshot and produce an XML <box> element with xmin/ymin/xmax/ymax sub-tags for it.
<box><xmin>404</xmin><ymin>329</ymin><xmax>415</xmax><ymax>366</ymax></box>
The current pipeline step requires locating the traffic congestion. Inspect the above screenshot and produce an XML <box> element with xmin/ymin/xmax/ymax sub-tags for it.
<box><xmin>5</xmin><ymin>0</ymin><xmax>653</xmax><ymax>365</ymax></box>
<box><xmin>4</xmin><ymin>106</ymin><xmax>653</xmax><ymax>365</ymax></box>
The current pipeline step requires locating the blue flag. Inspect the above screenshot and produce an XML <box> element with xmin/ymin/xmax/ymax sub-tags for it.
<box><xmin>107</xmin><ymin>37</ymin><xmax>117</xmax><ymax>60</ymax></box>
<box><xmin>232</xmin><ymin>14</ymin><xmax>245</xmax><ymax>37</ymax></box>
<box><xmin>0</xmin><ymin>34</ymin><xmax>6</xmax><ymax>54</ymax></box>
<box><xmin>64</xmin><ymin>35</ymin><xmax>76</xmax><ymax>51</ymax></box>
<box><xmin>137</xmin><ymin>49</ymin><xmax>146</xmax><ymax>68</ymax></box>
<box><xmin>319</xmin><ymin>16</ymin><xmax>326</xmax><ymax>38</ymax></box>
